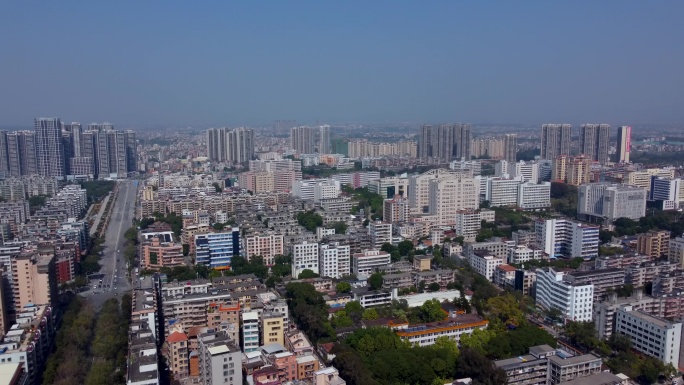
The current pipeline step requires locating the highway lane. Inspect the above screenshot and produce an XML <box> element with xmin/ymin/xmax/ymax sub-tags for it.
<box><xmin>83</xmin><ymin>179</ymin><xmax>139</xmax><ymax>309</ymax></box>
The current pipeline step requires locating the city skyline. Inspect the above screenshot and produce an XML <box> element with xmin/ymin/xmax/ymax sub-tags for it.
<box><xmin>1</xmin><ymin>2</ymin><xmax>683</xmax><ymax>127</ymax></box>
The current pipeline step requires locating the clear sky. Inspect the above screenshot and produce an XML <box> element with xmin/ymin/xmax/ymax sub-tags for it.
<box><xmin>1</xmin><ymin>1</ymin><xmax>682</xmax><ymax>128</ymax></box>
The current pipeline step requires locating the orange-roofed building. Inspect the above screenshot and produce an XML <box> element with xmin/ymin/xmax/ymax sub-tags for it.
<box><xmin>395</xmin><ymin>313</ymin><xmax>488</xmax><ymax>347</ymax></box>
<box><xmin>164</xmin><ymin>330</ymin><xmax>189</xmax><ymax>378</ymax></box>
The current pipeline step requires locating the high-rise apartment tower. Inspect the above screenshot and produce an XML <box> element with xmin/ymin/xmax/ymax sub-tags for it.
<box><xmin>616</xmin><ymin>126</ymin><xmax>631</xmax><ymax>163</ymax></box>
<box><xmin>580</xmin><ymin>124</ymin><xmax>610</xmax><ymax>164</ymax></box>
<box><xmin>540</xmin><ymin>124</ymin><xmax>572</xmax><ymax>160</ymax></box>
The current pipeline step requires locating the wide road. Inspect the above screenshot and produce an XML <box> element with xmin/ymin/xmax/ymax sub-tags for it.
<box><xmin>84</xmin><ymin>179</ymin><xmax>139</xmax><ymax>309</ymax></box>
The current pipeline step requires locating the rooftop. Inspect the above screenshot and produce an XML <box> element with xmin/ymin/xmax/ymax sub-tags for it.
<box><xmin>567</xmin><ymin>268</ymin><xmax>625</xmax><ymax>278</ymax></box>
<box><xmin>548</xmin><ymin>353</ymin><xmax>601</xmax><ymax>367</ymax></box>
<box><xmin>494</xmin><ymin>354</ymin><xmax>542</xmax><ymax>370</ymax></box>
<box><xmin>396</xmin><ymin>313</ymin><xmax>487</xmax><ymax>335</ymax></box>
<box><xmin>127</xmin><ymin>354</ymin><xmax>159</xmax><ymax>383</ymax></box>
<box><xmin>557</xmin><ymin>371</ymin><xmax>624</xmax><ymax>385</ymax></box>
<box><xmin>0</xmin><ymin>363</ymin><xmax>22</xmax><ymax>385</ymax></box>
<box><xmin>496</xmin><ymin>264</ymin><xmax>517</xmax><ymax>272</ymax></box>
<box><xmin>619</xmin><ymin>308</ymin><xmax>679</xmax><ymax>329</ymax></box>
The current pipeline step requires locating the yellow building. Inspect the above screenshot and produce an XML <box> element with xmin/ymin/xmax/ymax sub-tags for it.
<box><xmin>637</xmin><ymin>230</ymin><xmax>670</xmax><ymax>259</ymax></box>
<box><xmin>413</xmin><ymin>255</ymin><xmax>433</xmax><ymax>271</ymax></box>
<box><xmin>12</xmin><ymin>251</ymin><xmax>57</xmax><ymax>310</ymax></box>
<box><xmin>261</xmin><ymin>311</ymin><xmax>284</xmax><ymax>346</ymax></box>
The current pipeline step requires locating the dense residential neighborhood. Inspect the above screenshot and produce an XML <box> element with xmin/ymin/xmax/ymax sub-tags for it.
<box><xmin>2</xmin><ymin>118</ymin><xmax>684</xmax><ymax>385</ymax></box>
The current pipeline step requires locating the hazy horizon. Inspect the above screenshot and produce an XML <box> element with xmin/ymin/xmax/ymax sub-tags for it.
<box><xmin>1</xmin><ymin>2</ymin><xmax>683</xmax><ymax>127</ymax></box>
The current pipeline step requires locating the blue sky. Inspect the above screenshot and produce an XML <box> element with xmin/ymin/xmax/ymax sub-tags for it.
<box><xmin>1</xmin><ymin>2</ymin><xmax>682</xmax><ymax>128</ymax></box>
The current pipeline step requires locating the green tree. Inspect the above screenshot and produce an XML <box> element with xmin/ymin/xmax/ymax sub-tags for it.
<box><xmin>336</xmin><ymin>281</ymin><xmax>352</xmax><ymax>293</ymax></box>
<box><xmin>297</xmin><ymin>210</ymin><xmax>324</xmax><ymax>232</ymax></box>
<box><xmin>368</xmin><ymin>272</ymin><xmax>383</xmax><ymax>290</ymax></box>
<box><xmin>345</xmin><ymin>301</ymin><xmax>364</xmax><ymax>324</ymax></box>
<box><xmin>460</xmin><ymin>328</ymin><xmax>497</xmax><ymax>354</ymax></box>
<box><xmin>432</xmin><ymin>336</ymin><xmax>459</xmax><ymax>356</ymax></box>
<box><xmin>380</xmin><ymin>243</ymin><xmax>396</xmax><ymax>253</ymax></box>
<box><xmin>418</xmin><ymin>299</ymin><xmax>447</xmax><ymax>323</ymax></box>
<box><xmin>331</xmin><ymin>311</ymin><xmax>354</xmax><ymax>328</ymax></box>
<box><xmin>298</xmin><ymin>269</ymin><xmax>319</xmax><ymax>279</ymax></box>
<box><xmin>565</xmin><ymin>321</ymin><xmax>600</xmax><ymax>351</ymax></box>
<box><xmin>397</xmin><ymin>240</ymin><xmax>414</xmax><ymax>256</ymax></box>
<box><xmin>332</xmin><ymin>221</ymin><xmax>348</xmax><ymax>235</ymax></box>
<box><xmin>362</xmin><ymin>308</ymin><xmax>379</xmax><ymax>320</ymax></box>
<box><xmin>487</xmin><ymin>294</ymin><xmax>526</xmax><ymax>327</ymax></box>
<box><xmin>428</xmin><ymin>282</ymin><xmax>441</xmax><ymax>292</ymax></box>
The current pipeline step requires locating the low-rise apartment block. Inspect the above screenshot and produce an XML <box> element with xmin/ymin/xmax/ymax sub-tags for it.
<box><xmin>394</xmin><ymin>313</ymin><xmax>488</xmax><ymax>347</ymax></box>
<box><xmin>469</xmin><ymin>250</ymin><xmax>504</xmax><ymax>282</ymax></box>
<box><xmin>352</xmin><ymin>250</ymin><xmax>391</xmax><ymax>276</ymax></box>
<box><xmin>547</xmin><ymin>353</ymin><xmax>602</xmax><ymax>384</ymax></box>
<box><xmin>494</xmin><ymin>344</ymin><xmax>556</xmax><ymax>385</ymax></box>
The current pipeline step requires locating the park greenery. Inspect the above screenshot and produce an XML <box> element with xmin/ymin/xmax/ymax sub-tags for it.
<box><xmin>333</xmin><ymin>327</ymin><xmax>507</xmax><ymax>385</ymax></box>
<box><xmin>80</xmin><ymin>180</ymin><xmax>117</xmax><ymax>202</ymax></box>
<box><xmin>43</xmin><ymin>295</ymin><xmax>131</xmax><ymax>385</ymax></box>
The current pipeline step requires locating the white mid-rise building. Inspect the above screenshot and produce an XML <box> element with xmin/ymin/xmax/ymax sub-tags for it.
<box><xmin>292</xmin><ymin>179</ymin><xmax>340</xmax><ymax>202</ymax></box>
<box><xmin>517</xmin><ymin>182</ymin><xmax>551</xmax><ymax>210</ymax></box>
<box><xmin>428</xmin><ymin>176</ymin><xmax>479</xmax><ymax>226</ymax></box>
<box><xmin>292</xmin><ymin>241</ymin><xmax>320</xmax><ymax>277</ymax></box>
<box><xmin>319</xmin><ymin>242</ymin><xmax>351</xmax><ymax>279</ymax></box>
<box><xmin>352</xmin><ymin>250</ymin><xmax>391</xmax><ymax>276</ymax></box>
<box><xmin>409</xmin><ymin>169</ymin><xmax>470</xmax><ymax>213</ymax></box>
<box><xmin>468</xmin><ymin>251</ymin><xmax>504</xmax><ymax>282</ymax></box>
<box><xmin>578</xmin><ymin>183</ymin><xmax>648</xmax><ymax>222</ymax></box>
<box><xmin>454</xmin><ymin>209</ymin><xmax>495</xmax><ymax>241</ymax></box>
<box><xmin>455</xmin><ymin>211</ymin><xmax>483</xmax><ymax>242</ymax></box>
<box><xmin>198</xmin><ymin>330</ymin><xmax>242</xmax><ymax>385</ymax></box>
<box><xmin>242</xmin><ymin>311</ymin><xmax>260</xmax><ymax>353</ymax></box>
<box><xmin>368</xmin><ymin>221</ymin><xmax>393</xmax><ymax>249</ymax></box>
<box><xmin>488</xmin><ymin>177</ymin><xmax>522</xmax><ymax>207</ymax></box>
<box><xmin>514</xmin><ymin>161</ymin><xmax>540</xmax><ymax>183</ymax></box>
<box><xmin>535</xmin><ymin>268</ymin><xmax>594</xmax><ymax>322</ymax></box>
<box><xmin>535</xmin><ymin>218</ymin><xmax>599</xmax><ymax>260</ymax></box>
<box><xmin>615</xmin><ymin>306</ymin><xmax>681</xmax><ymax>368</ymax></box>
<box><xmin>507</xmin><ymin>244</ymin><xmax>545</xmax><ymax>264</ymax></box>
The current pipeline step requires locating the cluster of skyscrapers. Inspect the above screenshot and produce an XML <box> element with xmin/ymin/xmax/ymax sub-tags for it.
<box><xmin>417</xmin><ymin>123</ymin><xmax>472</xmax><ymax>161</ymax></box>
<box><xmin>540</xmin><ymin>124</ymin><xmax>632</xmax><ymax>165</ymax></box>
<box><xmin>0</xmin><ymin>118</ymin><xmax>137</xmax><ymax>180</ymax></box>
<box><xmin>290</xmin><ymin>125</ymin><xmax>331</xmax><ymax>154</ymax></box>
<box><xmin>206</xmin><ymin>127</ymin><xmax>255</xmax><ymax>164</ymax></box>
